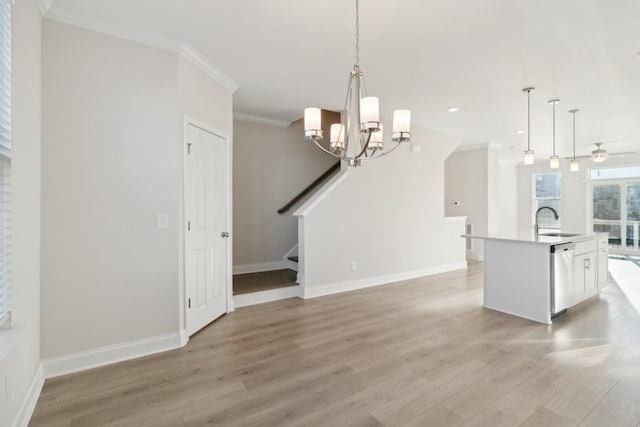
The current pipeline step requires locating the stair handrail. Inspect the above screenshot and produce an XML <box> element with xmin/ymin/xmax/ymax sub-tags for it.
<box><xmin>277</xmin><ymin>161</ymin><xmax>341</xmax><ymax>214</ymax></box>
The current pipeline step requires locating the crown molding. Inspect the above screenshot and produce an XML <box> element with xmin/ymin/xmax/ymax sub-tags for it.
<box><xmin>180</xmin><ymin>44</ymin><xmax>238</xmax><ymax>93</ymax></box>
<box><xmin>233</xmin><ymin>112</ymin><xmax>291</xmax><ymax>128</ymax></box>
<box><xmin>35</xmin><ymin>0</ymin><xmax>55</xmax><ymax>16</ymax></box>
<box><xmin>45</xmin><ymin>8</ymin><xmax>182</xmax><ymax>51</ymax></box>
<box><xmin>44</xmin><ymin>9</ymin><xmax>239</xmax><ymax>93</ymax></box>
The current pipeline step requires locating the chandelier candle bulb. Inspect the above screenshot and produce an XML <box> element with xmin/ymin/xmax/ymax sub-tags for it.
<box><xmin>369</xmin><ymin>124</ymin><xmax>383</xmax><ymax>149</ymax></box>
<box><xmin>360</xmin><ymin>97</ymin><xmax>380</xmax><ymax>129</ymax></box>
<box><xmin>330</xmin><ymin>123</ymin><xmax>345</xmax><ymax>149</ymax></box>
<box><xmin>304</xmin><ymin>107</ymin><xmax>322</xmax><ymax>140</ymax></box>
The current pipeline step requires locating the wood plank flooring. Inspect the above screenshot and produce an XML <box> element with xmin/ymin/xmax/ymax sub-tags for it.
<box><xmin>233</xmin><ymin>269</ymin><xmax>297</xmax><ymax>294</ymax></box>
<box><xmin>30</xmin><ymin>262</ymin><xmax>640</xmax><ymax>426</ymax></box>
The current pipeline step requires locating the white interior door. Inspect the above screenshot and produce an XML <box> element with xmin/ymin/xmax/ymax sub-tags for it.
<box><xmin>185</xmin><ymin>123</ymin><xmax>229</xmax><ymax>336</ymax></box>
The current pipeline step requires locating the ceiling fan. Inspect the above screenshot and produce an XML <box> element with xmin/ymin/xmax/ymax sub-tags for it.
<box><xmin>567</xmin><ymin>142</ymin><xmax>638</xmax><ymax>163</ymax></box>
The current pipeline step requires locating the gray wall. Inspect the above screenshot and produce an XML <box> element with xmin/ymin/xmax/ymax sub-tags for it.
<box><xmin>445</xmin><ymin>147</ymin><xmax>489</xmax><ymax>258</ymax></box>
<box><xmin>299</xmin><ymin>124</ymin><xmax>466</xmax><ymax>290</ymax></box>
<box><xmin>232</xmin><ymin>114</ymin><xmax>337</xmax><ymax>270</ymax></box>
<box><xmin>41</xmin><ymin>20</ymin><xmax>182</xmax><ymax>358</ymax></box>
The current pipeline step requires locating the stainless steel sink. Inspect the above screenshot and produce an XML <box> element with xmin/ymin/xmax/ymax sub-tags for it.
<box><xmin>539</xmin><ymin>232</ymin><xmax>580</xmax><ymax>237</ymax></box>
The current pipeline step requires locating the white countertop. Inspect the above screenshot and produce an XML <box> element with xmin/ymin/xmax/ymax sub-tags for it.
<box><xmin>462</xmin><ymin>229</ymin><xmax>606</xmax><ymax>246</ymax></box>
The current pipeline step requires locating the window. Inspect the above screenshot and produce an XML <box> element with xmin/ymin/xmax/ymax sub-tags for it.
<box><xmin>0</xmin><ymin>0</ymin><xmax>10</xmax><ymax>328</ymax></box>
<box><xmin>591</xmin><ymin>169</ymin><xmax>640</xmax><ymax>253</ymax></box>
<box><xmin>532</xmin><ymin>172</ymin><xmax>561</xmax><ymax>228</ymax></box>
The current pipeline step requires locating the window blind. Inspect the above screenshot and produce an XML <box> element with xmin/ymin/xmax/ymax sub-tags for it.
<box><xmin>0</xmin><ymin>0</ymin><xmax>11</xmax><ymax>327</ymax></box>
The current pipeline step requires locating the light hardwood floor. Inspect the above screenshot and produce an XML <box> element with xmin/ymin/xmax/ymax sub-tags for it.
<box><xmin>30</xmin><ymin>262</ymin><xmax>640</xmax><ymax>426</ymax></box>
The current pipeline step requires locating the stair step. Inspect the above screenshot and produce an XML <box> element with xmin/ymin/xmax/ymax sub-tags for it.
<box><xmin>288</xmin><ymin>256</ymin><xmax>299</xmax><ymax>263</ymax></box>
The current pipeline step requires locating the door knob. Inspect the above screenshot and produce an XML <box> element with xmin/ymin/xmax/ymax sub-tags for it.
<box><xmin>221</xmin><ymin>231</ymin><xmax>230</xmax><ymax>238</ymax></box>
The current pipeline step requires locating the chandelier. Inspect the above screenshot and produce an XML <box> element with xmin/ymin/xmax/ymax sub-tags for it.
<box><xmin>303</xmin><ymin>0</ymin><xmax>411</xmax><ymax>167</ymax></box>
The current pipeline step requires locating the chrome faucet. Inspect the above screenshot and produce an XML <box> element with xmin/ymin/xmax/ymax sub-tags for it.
<box><xmin>535</xmin><ymin>206</ymin><xmax>559</xmax><ymax>234</ymax></box>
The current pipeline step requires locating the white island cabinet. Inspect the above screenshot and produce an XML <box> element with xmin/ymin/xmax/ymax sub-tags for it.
<box><xmin>462</xmin><ymin>230</ymin><xmax>608</xmax><ymax>325</ymax></box>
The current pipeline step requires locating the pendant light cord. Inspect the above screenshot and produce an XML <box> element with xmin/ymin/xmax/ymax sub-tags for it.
<box><xmin>572</xmin><ymin>111</ymin><xmax>576</xmax><ymax>160</ymax></box>
<box><xmin>355</xmin><ymin>0</ymin><xmax>360</xmax><ymax>67</ymax></box>
<box><xmin>552</xmin><ymin>101</ymin><xmax>556</xmax><ymax>156</ymax></box>
<box><xmin>527</xmin><ymin>90</ymin><xmax>531</xmax><ymax>150</ymax></box>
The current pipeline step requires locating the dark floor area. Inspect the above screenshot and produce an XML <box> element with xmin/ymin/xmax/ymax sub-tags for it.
<box><xmin>233</xmin><ymin>268</ymin><xmax>298</xmax><ymax>295</ymax></box>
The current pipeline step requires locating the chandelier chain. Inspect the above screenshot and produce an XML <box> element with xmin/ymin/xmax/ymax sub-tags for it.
<box><xmin>355</xmin><ymin>0</ymin><xmax>360</xmax><ymax>66</ymax></box>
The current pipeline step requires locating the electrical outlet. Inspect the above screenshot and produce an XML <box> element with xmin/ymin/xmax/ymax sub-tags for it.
<box><xmin>351</xmin><ymin>261</ymin><xmax>357</xmax><ymax>271</ymax></box>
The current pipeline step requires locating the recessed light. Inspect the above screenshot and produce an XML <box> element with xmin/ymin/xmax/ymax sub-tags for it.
<box><xmin>515</xmin><ymin>129</ymin><xmax>526</xmax><ymax>134</ymax></box>
<box><xmin>447</xmin><ymin>106</ymin><xmax>460</xmax><ymax>113</ymax></box>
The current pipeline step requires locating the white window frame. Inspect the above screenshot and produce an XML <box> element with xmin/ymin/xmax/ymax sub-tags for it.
<box><xmin>531</xmin><ymin>171</ymin><xmax>562</xmax><ymax>229</ymax></box>
<box><xmin>0</xmin><ymin>0</ymin><xmax>11</xmax><ymax>329</ymax></box>
<box><xmin>588</xmin><ymin>164</ymin><xmax>640</xmax><ymax>254</ymax></box>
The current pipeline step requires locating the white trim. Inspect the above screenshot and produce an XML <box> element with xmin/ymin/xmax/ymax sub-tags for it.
<box><xmin>234</xmin><ymin>285</ymin><xmax>301</xmax><ymax>308</ymax></box>
<box><xmin>233</xmin><ymin>261</ymin><xmax>285</xmax><ymax>275</ymax></box>
<box><xmin>233</xmin><ymin>112</ymin><xmax>291</xmax><ymax>128</ymax></box>
<box><xmin>180</xmin><ymin>44</ymin><xmax>238</xmax><ymax>93</ymax></box>
<box><xmin>293</xmin><ymin>169</ymin><xmax>348</xmax><ymax>216</ymax></box>
<box><xmin>179</xmin><ymin>329</ymin><xmax>189</xmax><ymax>347</ymax></box>
<box><xmin>10</xmin><ymin>363</ymin><xmax>44</xmax><ymax>427</ymax></box>
<box><xmin>283</xmin><ymin>244</ymin><xmax>299</xmax><ymax>272</ymax></box>
<box><xmin>42</xmin><ymin>332</ymin><xmax>185</xmax><ymax>378</ymax></box>
<box><xmin>302</xmin><ymin>262</ymin><xmax>468</xmax><ymax>299</ymax></box>
<box><xmin>45</xmin><ymin>8</ymin><xmax>182</xmax><ymax>52</ymax></box>
<box><xmin>467</xmin><ymin>251</ymin><xmax>485</xmax><ymax>262</ymax></box>
<box><xmin>283</xmin><ymin>259</ymin><xmax>299</xmax><ymax>272</ymax></box>
<box><xmin>34</xmin><ymin>0</ymin><xmax>54</xmax><ymax>16</ymax></box>
<box><xmin>43</xmin><ymin>11</ymin><xmax>239</xmax><ymax>94</ymax></box>
<box><xmin>182</xmin><ymin>116</ymin><xmax>234</xmax><ymax>331</ymax></box>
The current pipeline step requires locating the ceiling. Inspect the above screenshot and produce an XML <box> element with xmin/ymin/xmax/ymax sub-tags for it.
<box><xmin>45</xmin><ymin>0</ymin><xmax>640</xmax><ymax>160</ymax></box>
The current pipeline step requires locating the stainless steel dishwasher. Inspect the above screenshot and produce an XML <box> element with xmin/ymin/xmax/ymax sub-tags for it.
<box><xmin>550</xmin><ymin>242</ymin><xmax>575</xmax><ymax>317</ymax></box>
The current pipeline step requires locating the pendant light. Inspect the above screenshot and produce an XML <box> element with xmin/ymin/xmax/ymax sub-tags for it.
<box><xmin>569</xmin><ymin>109</ymin><xmax>579</xmax><ymax>172</ymax></box>
<box><xmin>523</xmin><ymin>87</ymin><xmax>535</xmax><ymax>165</ymax></box>
<box><xmin>549</xmin><ymin>99</ymin><xmax>560</xmax><ymax>169</ymax></box>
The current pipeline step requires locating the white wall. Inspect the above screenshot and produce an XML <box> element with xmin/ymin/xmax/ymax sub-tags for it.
<box><xmin>41</xmin><ymin>21</ymin><xmax>182</xmax><ymax>359</ymax></box>
<box><xmin>233</xmin><ymin>115</ymin><xmax>337</xmax><ymax>270</ymax></box>
<box><xmin>498</xmin><ymin>160</ymin><xmax>518</xmax><ymax>232</ymax></box>
<box><xmin>445</xmin><ymin>147</ymin><xmax>488</xmax><ymax>259</ymax></box>
<box><xmin>297</xmin><ymin>124</ymin><xmax>466</xmax><ymax>293</ymax></box>
<box><xmin>1</xmin><ymin>0</ymin><xmax>42</xmax><ymax>425</ymax></box>
<box><xmin>517</xmin><ymin>154</ymin><xmax>640</xmax><ymax>233</ymax></box>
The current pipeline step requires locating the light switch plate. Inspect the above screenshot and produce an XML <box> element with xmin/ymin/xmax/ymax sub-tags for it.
<box><xmin>156</xmin><ymin>213</ymin><xmax>169</xmax><ymax>229</ymax></box>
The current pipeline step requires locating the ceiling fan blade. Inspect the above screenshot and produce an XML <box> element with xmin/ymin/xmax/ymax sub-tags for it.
<box><xmin>565</xmin><ymin>151</ymin><xmax>638</xmax><ymax>160</ymax></box>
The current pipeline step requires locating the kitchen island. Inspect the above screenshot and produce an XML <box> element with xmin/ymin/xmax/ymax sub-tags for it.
<box><xmin>463</xmin><ymin>230</ymin><xmax>609</xmax><ymax>324</ymax></box>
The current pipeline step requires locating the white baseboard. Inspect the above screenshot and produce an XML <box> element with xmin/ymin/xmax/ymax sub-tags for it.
<box><xmin>11</xmin><ymin>362</ymin><xmax>44</xmax><ymax>427</ymax></box>
<box><xmin>233</xmin><ymin>261</ymin><xmax>285</xmax><ymax>275</ymax></box>
<box><xmin>234</xmin><ymin>285</ymin><xmax>301</xmax><ymax>308</ymax></box>
<box><xmin>43</xmin><ymin>331</ymin><xmax>186</xmax><ymax>379</ymax></box>
<box><xmin>466</xmin><ymin>250</ymin><xmax>484</xmax><ymax>262</ymax></box>
<box><xmin>303</xmin><ymin>262</ymin><xmax>468</xmax><ymax>299</ymax></box>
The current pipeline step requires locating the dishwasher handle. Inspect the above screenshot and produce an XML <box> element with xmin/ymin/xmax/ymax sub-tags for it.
<box><xmin>551</xmin><ymin>242</ymin><xmax>576</xmax><ymax>253</ymax></box>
